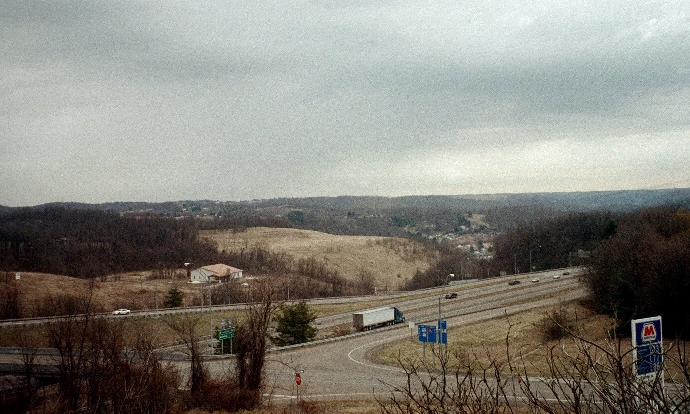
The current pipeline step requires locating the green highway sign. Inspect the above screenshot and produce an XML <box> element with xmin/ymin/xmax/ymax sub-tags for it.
<box><xmin>218</xmin><ymin>327</ymin><xmax>235</xmax><ymax>340</ymax></box>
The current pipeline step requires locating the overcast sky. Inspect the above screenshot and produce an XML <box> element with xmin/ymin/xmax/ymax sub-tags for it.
<box><xmin>2</xmin><ymin>1</ymin><xmax>690</xmax><ymax>207</ymax></box>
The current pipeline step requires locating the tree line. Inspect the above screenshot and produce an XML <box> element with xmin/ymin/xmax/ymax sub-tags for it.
<box><xmin>2</xmin><ymin>286</ymin><xmax>278</xmax><ymax>413</ymax></box>
<box><xmin>491</xmin><ymin>211</ymin><xmax>619</xmax><ymax>274</ymax></box>
<box><xmin>0</xmin><ymin>207</ymin><xmax>212</xmax><ymax>278</ymax></box>
<box><xmin>588</xmin><ymin>207</ymin><xmax>690</xmax><ymax>338</ymax></box>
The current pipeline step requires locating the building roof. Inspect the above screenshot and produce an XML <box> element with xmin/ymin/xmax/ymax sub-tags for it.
<box><xmin>200</xmin><ymin>263</ymin><xmax>243</xmax><ymax>276</ymax></box>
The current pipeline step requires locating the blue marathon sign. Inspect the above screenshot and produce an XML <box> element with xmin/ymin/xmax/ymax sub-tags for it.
<box><xmin>631</xmin><ymin>316</ymin><xmax>663</xmax><ymax>376</ymax></box>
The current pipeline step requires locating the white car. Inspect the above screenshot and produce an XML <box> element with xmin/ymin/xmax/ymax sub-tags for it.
<box><xmin>112</xmin><ymin>309</ymin><xmax>131</xmax><ymax>315</ymax></box>
<box><xmin>531</xmin><ymin>278</ymin><xmax>540</xmax><ymax>283</ymax></box>
<box><xmin>553</xmin><ymin>274</ymin><xmax>561</xmax><ymax>279</ymax></box>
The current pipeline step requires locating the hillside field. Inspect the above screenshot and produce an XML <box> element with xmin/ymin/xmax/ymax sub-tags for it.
<box><xmin>201</xmin><ymin>227</ymin><xmax>438</xmax><ymax>291</ymax></box>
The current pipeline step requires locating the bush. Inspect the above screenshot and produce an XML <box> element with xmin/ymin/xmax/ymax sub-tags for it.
<box><xmin>539</xmin><ymin>303</ymin><xmax>576</xmax><ymax>342</ymax></box>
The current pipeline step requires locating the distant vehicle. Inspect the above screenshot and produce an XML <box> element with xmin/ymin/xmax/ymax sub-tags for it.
<box><xmin>445</xmin><ymin>292</ymin><xmax>458</xmax><ymax>299</ymax></box>
<box><xmin>508</xmin><ymin>280</ymin><xmax>520</xmax><ymax>286</ymax></box>
<box><xmin>553</xmin><ymin>274</ymin><xmax>561</xmax><ymax>279</ymax></box>
<box><xmin>353</xmin><ymin>307</ymin><xmax>405</xmax><ymax>332</ymax></box>
<box><xmin>531</xmin><ymin>278</ymin><xmax>540</xmax><ymax>283</ymax></box>
<box><xmin>563</xmin><ymin>271</ymin><xmax>571</xmax><ymax>275</ymax></box>
<box><xmin>112</xmin><ymin>309</ymin><xmax>130</xmax><ymax>315</ymax></box>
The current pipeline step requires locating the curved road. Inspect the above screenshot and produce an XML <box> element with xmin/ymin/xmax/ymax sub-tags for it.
<box><xmin>202</xmin><ymin>268</ymin><xmax>586</xmax><ymax>402</ymax></box>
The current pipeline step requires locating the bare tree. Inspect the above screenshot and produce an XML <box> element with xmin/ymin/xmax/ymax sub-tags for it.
<box><xmin>40</xmin><ymin>289</ymin><xmax>181</xmax><ymax>413</ymax></box>
<box><xmin>513</xmin><ymin>316</ymin><xmax>690</xmax><ymax>413</ymax></box>
<box><xmin>379</xmin><ymin>312</ymin><xmax>690</xmax><ymax>413</ymax></box>
<box><xmin>164</xmin><ymin>314</ymin><xmax>209</xmax><ymax>397</ymax></box>
<box><xmin>378</xmin><ymin>346</ymin><xmax>520</xmax><ymax>413</ymax></box>
<box><xmin>233</xmin><ymin>284</ymin><xmax>277</xmax><ymax>406</ymax></box>
<box><xmin>46</xmin><ymin>293</ymin><xmax>95</xmax><ymax>411</ymax></box>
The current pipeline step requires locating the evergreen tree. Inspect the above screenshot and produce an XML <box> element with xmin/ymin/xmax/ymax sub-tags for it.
<box><xmin>163</xmin><ymin>286</ymin><xmax>183</xmax><ymax>308</ymax></box>
<box><xmin>272</xmin><ymin>301</ymin><xmax>317</xmax><ymax>346</ymax></box>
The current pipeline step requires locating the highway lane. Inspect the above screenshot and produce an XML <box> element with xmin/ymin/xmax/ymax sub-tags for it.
<box><xmin>312</xmin><ymin>267</ymin><xmax>584</xmax><ymax>334</ymax></box>
<box><xmin>198</xmin><ymin>272</ymin><xmax>587</xmax><ymax>402</ymax></box>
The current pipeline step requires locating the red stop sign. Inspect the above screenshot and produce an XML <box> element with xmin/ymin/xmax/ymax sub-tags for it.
<box><xmin>295</xmin><ymin>372</ymin><xmax>301</xmax><ymax>385</ymax></box>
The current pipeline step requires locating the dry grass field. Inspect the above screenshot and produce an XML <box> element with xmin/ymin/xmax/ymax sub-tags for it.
<box><xmin>201</xmin><ymin>227</ymin><xmax>438</xmax><ymax>291</ymax></box>
<box><xmin>8</xmin><ymin>271</ymin><xmax>201</xmax><ymax>315</ymax></box>
<box><xmin>6</xmin><ymin>228</ymin><xmax>438</xmax><ymax>315</ymax></box>
<box><xmin>375</xmin><ymin>300</ymin><xmax>615</xmax><ymax>374</ymax></box>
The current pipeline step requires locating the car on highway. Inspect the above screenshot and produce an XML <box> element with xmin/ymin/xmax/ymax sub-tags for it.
<box><xmin>112</xmin><ymin>309</ymin><xmax>131</xmax><ymax>315</ymax></box>
<box><xmin>553</xmin><ymin>274</ymin><xmax>561</xmax><ymax>279</ymax></box>
<box><xmin>445</xmin><ymin>292</ymin><xmax>458</xmax><ymax>299</ymax></box>
<box><xmin>531</xmin><ymin>278</ymin><xmax>540</xmax><ymax>283</ymax></box>
<box><xmin>563</xmin><ymin>271</ymin><xmax>571</xmax><ymax>275</ymax></box>
<box><xmin>508</xmin><ymin>280</ymin><xmax>520</xmax><ymax>286</ymax></box>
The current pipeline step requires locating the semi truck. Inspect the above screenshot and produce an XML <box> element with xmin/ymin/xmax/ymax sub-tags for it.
<box><xmin>353</xmin><ymin>306</ymin><xmax>405</xmax><ymax>332</ymax></box>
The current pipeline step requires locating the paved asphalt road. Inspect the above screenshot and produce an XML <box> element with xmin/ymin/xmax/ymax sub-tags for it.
<box><xmin>196</xmin><ymin>269</ymin><xmax>587</xmax><ymax>403</ymax></box>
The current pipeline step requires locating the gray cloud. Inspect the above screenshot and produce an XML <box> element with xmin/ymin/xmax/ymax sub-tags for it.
<box><xmin>2</xmin><ymin>0</ymin><xmax>690</xmax><ymax>206</ymax></box>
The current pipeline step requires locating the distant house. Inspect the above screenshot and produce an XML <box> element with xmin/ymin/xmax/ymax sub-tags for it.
<box><xmin>189</xmin><ymin>264</ymin><xmax>243</xmax><ymax>283</ymax></box>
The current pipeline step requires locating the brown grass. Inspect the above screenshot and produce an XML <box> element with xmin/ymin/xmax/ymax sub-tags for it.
<box><xmin>373</xmin><ymin>300</ymin><xmax>687</xmax><ymax>380</ymax></box>
<box><xmin>9</xmin><ymin>271</ymin><xmax>203</xmax><ymax>313</ymax></box>
<box><xmin>6</xmin><ymin>228</ymin><xmax>436</xmax><ymax>319</ymax></box>
<box><xmin>201</xmin><ymin>227</ymin><xmax>437</xmax><ymax>290</ymax></box>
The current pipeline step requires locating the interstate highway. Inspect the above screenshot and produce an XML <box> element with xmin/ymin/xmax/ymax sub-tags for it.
<box><xmin>206</xmin><ymin>268</ymin><xmax>587</xmax><ymax>402</ymax></box>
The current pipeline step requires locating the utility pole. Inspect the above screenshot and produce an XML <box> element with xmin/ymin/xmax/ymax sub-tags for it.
<box><xmin>209</xmin><ymin>284</ymin><xmax>213</xmax><ymax>354</ymax></box>
<box><xmin>529</xmin><ymin>249</ymin><xmax>532</xmax><ymax>273</ymax></box>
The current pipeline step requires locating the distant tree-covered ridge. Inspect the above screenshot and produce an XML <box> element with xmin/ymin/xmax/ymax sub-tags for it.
<box><xmin>4</xmin><ymin>189</ymin><xmax>688</xmax><ymax>238</ymax></box>
<box><xmin>0</xmin><ymin>207</ymin><xmax>214</xmax><ymax>278</ymax></box>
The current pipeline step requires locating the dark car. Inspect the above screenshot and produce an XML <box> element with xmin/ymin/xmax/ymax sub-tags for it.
<box><xmin>508</xmin><ymin>280</ymin><xmax>520</xmax><ymax>286</ymax></box>
<box><xmin>445</xmin><ymin>292</ymin><xmax>458</xmax><ymax>299</ymax></box>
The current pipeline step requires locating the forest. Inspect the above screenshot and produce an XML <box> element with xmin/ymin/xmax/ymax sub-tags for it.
<box><xmin>587</xmin><ymin>208</ymin><xmax>690</xmax><ymax>337</ymax></box>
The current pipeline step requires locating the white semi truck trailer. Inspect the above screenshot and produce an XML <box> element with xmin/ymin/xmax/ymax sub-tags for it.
<box><xmin>353</xmin><ymin>306</ymin><xmax>405</xmax><ymax>332</ymax></box>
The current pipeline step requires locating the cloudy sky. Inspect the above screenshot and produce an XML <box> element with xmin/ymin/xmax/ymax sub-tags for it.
<box><xmin>2</xmin><ymin>1</ymin><xmax>690</xmax><ymax>206</ymax></box>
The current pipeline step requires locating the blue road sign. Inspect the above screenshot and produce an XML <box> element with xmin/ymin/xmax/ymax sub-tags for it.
<box><xmin>632</xmin><ymin>316</ymin><xmax>663</xmax><ymax>376</ymax></box>
<box><xmin>417</xmin><ymin>325</ymin><xmax>437</xmax><ymax>343</ymax></box>
<box><xmin>438</xmin><ymin>320</ymin><xmax>447</xmax><ymax>345</ymax></box>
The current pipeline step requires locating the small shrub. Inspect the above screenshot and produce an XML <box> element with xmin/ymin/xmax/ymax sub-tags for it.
<box><xmin>539</xmin><ymin>303</ymin><xmax>575</xmax><ymax>341</ymax></box>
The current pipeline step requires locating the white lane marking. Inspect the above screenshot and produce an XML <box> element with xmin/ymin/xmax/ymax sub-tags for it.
<box><xmin>347</xmin><ymin>333</ymin><xmax>410</xmax><ymax>372</ymax></box>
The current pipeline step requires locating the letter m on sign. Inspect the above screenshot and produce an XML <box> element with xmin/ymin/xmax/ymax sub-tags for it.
<box><xmin>642</xmin><ymin>323</ymin><xmax>657</xmax><ymax>342</ymax></box>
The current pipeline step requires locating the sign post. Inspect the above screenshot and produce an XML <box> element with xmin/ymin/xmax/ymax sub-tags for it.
<box><xmin>631</xmin><ymin>316</ymin><xmax>663</xmax><ymax>377</ymax></box>
<box><xmin>631</xmin><ymin>316</ymin><xmax>664</xmax><ymax>408</ymax></box>
<box><xmin>418</xmin><ymin>324</ymin><xmax>438</xmax><ymax>367</ymax></box>
<box><xmin>294</xmin><ymin>371</ymin><xmax>303</xmax><ymax>401</ymax></box>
